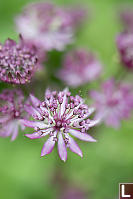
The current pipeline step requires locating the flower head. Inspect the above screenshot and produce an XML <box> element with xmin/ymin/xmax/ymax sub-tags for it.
<box><xmin>116</xmin><ymin>32</ymin><xmax>133</xmax><ymax>70</ymax></box>
<box><xmin>57</xmin><ymin>49</ymin><xmax>102</xmax><ymax>87</ymax></box>
<box><xmin>0</xmin><ymin>89</ymin><xmax>26</xmax><ymax>140</ymax></box>
<box><xmin>90</xmin><ymin>79</ymin><xmax>133</xmax><ymax>128</ymax></box>
<box><xmin>0</xmin><ymin>36</ymin><xmax>38</xmax><ymax>84</ymax></box>
<box><xmin>22</xmin><ymin>88</ymin><xmax>98</xmax><ymax>161</ymax></box>
<box><xmin>16</xmin><ymin>2</ymin><xmax>86</xmax><ymax>51</ymax></box>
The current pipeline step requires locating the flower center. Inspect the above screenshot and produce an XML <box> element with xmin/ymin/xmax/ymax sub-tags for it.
<box><xmin>54</xmin><ymin>116</ymin><xmax>70</xmax><ymax>131</ymax></box>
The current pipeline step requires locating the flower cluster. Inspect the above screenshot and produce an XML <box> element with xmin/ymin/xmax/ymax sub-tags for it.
<box><xmin>90</xmin><ymin>79</ymin><xmax>133</xmax><ymax>128</ymax></box>
<box><xmin>0</xmin><ymin>0</ymin><xmax>133</xmax><ymax>165</ymax></box>
<box><xmin>0</xmin><ymin>37</ymin><xmax>38</xmax><ymax>84</ymax></box>
<box><xmin>16</xmin><ymin>2</ymin><xmax>86</xmax><ymax>51</ymax></box>
<box><xmin>57</xmin><ymin>49</ymin><xmax>102</xmax><ymax>87</ymax></box>
<box><xmin>0</xmin><ymin>89</ymin><xmax>26</xmax><ymax>140</ymax></box>
<box><xmin>22</xmin><ymin>88</ymin><xmax>99</xmax><ymax>161</ymax></box>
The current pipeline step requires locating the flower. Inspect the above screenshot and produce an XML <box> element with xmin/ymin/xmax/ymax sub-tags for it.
<box><xmin>0</xmin><ymin>36</ymin><xmax>38</xmax><ymax>84</ymax></box>
<box><xmin>0</xmin><ymin>89</ymin><xmax>26</xmax><ymax>140</ymax></box>
<box><xmin>59</xmin><ymin>186</ymin><xmax>87</xmax><ymax>199</ymax></box>
<box><xmin>57</xmin><ymin>49</ymin><xmax>102</xmax><ymax>87</ymax></box>
<box><xmin>15</xmin><ymin>2</ymin><xmax>86</xmax><ymax>51</ymax></box>
<box><xmin>22</xmin><ymin>88</ymin><xmax>98</xmax><ymax>162</ymax></box>
<box><xmin>116</xmin><ymin>32</ymin><xmax>133</xmax><ymax>70</ymax></box>
<box><xmin>90</xmin><ymin>79</ymin><xmax>133</xmax><ymax>128</ymax></box>
<box><xmin>119</xmin><ymin>7</ymin><xmax>133</xmax><ymax>32</ymax></box>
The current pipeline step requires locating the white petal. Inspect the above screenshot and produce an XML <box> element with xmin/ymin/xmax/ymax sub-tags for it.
<box><xmin>60</xmin><ymin>88</ymin><xmax>68</xmax><ymax>116</ymax></box>
<box><xmin>87</xmin><ymin>119</ymin><xmax>100</xmax><ymax>127</ymax></box>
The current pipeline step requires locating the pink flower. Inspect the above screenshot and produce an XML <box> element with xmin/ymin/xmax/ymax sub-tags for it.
<box><xmin>59</xmin><ymin>186</ymin><xmax>87</xmax><ymax>199</ymax></box>
<box><xmin>116</xmin><ymin>32</ymin><xmax>133</xmax><ymax>70</ymax></box>
<box><xmin>90</xmin><ymin>79</ymin><xmax>133</xmax><ymax>128</ymax></box>
<box><xmin>15</xmin><ymin>2</ymin><xmax>86</xmax><ymax>51</ymax></box>
<box><xmin>119</xmin><ymin>7</ymin><xmax>133</xmax><ymax>32</ymax></box>
<box><xmin>22</xmin><ymin>88</ymin><xmax>98</xmax><ymax>161</ymax></box>
<box><xmin>0</xmin><ymin>89</ymin><xmax>27</xmax><ymax>140</ymax></box>
<box><xmin>0</xmin><ymin>36</ymin><xmax>38</xmax><ymax>84</ymax></box>
<box><xmin>57</xmin><ymin>49</ymin><xmax>102</xmax><ymax>87</ymax></box>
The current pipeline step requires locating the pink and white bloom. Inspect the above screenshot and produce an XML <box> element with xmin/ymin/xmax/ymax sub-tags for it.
<box><xmin>0</xmin><ymin>89</ymin><xmax>27</xmax><ymax>140</ymax></box>
<box><xmin>15</xmin><ymin>2</ymin><xmax>86</xmax><ymax>51</ymax></box>
<box><xmin>90</xmin><ymin>79</ymin><xmax>133</xmax><ymax>128</ymax></box>
<box><xmin>57</xmin><ymin>49</ymin><xmax>102</xmax><ymax>87</ymax></box>
<box><xmin>22</xmin><ymin>88</ymin><xmax>98</xmax><ymax>161</ymax></box>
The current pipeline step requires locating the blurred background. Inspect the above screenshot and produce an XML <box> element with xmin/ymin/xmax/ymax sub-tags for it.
<box><xmin>0</xmin><ymin>0</ymin><xmax>133</xmax><ymax>199</ymax></box>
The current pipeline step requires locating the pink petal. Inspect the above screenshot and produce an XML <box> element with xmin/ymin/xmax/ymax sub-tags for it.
<box><xmin>20</xmin><ymin>119</ymin><xmax>48</xmax><ymax>129</ymax></box>
<box><xmin>25</xmin><ymin>131</ymin><xmax>50</xmax><ymax>139</ymax></box>
<box><xmin>58</xmin><ymin>132</ymin><xmax>67</xmax><ymax>162</ymax></box>
<box><xmin>30</xmin><ymin>94</ymin><xmax>41</xmax><ymax>107</ymax></box>
<box><xmin>0</xmin><ymin>122</ymin><xmax>15</xmax><ymax>138</ymax></box>
<box><xmin>41</xmin><ymin>136</ymin><xmax>55</xmax><ymax>156</ymax></box>
<box><xmin>102</xmin><ymin>79</ymin><xmax>114</xmax><ymax>97</ymax></box>
<box><xmin>68</xmin><ymin>135</ymin><xmax>83</xmax><ymax>157</ymax></box>
<box><xmin>90</xmin><ymin>91</ymin><xmax>104</xmax><ymax>102</ymax></box>
<box><xmin>105</xmin><ymin>113</ymin><xmax>120</xmax><ymax>128</ymax></box>
<box><xmin>24</xmin><ymin>105</ymin><xmax>41</xmax><ymax>117</ymax></box>
<box><xmin>69</xmin><ymin>129</ymin><xmax>96</xmax><ymax>142</ymax></box>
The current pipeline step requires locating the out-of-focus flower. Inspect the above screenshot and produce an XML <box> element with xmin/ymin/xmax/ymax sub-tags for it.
<box><xmin>0</xmin><ymin>89</ymin><xmax>26</xmax><ymax>140</ymax></box>
<box><xmin>22</xmin><ymin>88</ymin><xmax>98</xmax><ymax>161</ymax></box>
<box><xmin>60</xmin><ymin>187</ymin><xmax>87</xmax><ymax>199</ymax></box>
<box><xmin>0</xmin><ymin>36</ymin><xmax>38</xmax><ymax>84</ymax></box>
<box><xmin>57</xmin><ymin>49</ymin><xmax>102</xmax><ymax>87</ymax></box>
<box><xmin>117</xmin><ymin>32</ymin><xmax>133</xmax><ymax>70</ymax></box>
<box><xmin>16</xmin><ymin>2</ymin><xmax>86</xmax><ymax>51</ymax></box>
<box><xmin>119</xmin><ymin>8</ymin><xmax>133</xmax><ymax>32</ymax></box>
<box><xmin>90</xmin><ymin>79</ymin><xmax>133</xmax><ymax>128</ymax></box>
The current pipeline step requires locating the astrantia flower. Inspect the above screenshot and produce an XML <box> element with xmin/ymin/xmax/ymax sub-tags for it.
<box><xmin>0</xmin><ymin>36</ymin><xmax>38</xmax><ymax>84</ymax></box>
<box><xmin>16</xmin><ymin>2</ymin><xmax>86</xmax><ymax>51</ymax></box>
<box><xmin>90</xmin><ymin>79</ymin><xmax>133</xmax><ymax>128</ymax></box>
<box><xmin>22</xmin><ymin>88</ymin><xmax>98</xmax><ymax>161</ymax></box>
<box><xmin>57</xmin><ymin>49</ymin><xmax>102</xmax><ymax>87</ymax></box>
<box><xmin>0</xmin><ymin>89</ymin><xmax>26</xmax><ymax>140</ymax></box>
<box><xmin>116</xmin><ymin>32</ymin><xmax>133</xmax><ymax>70</ymax></box>
<box><xmin>59</xmin><ymin>186</ymin><xmax>87</xmax><ymax>199</ymax></box>
<box><xmin>119</xmin><ymin>8</ymin><xmax>133</xmax><ymax>32</ymax></box>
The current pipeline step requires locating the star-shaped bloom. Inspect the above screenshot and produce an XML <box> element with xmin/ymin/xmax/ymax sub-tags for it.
<box><xmin>57</xmin><ymin>49</ymin><xmax>102</xmax><ymax>87</ymax></box>
<box><xmin>16</xmin><ymin>2</ymin><xmax>86</xmax><ymax>51</ymax></box>
<box><xmin>0</xmin><ymin>36</ymin><xmax>39</xmax><ymax>84</ymax></box>
<box><xmin>22</xmin><ymin>88</ymin><xmax>98</xmax><ymax>161</ymax></box>
<box><xmin>90</xmin><ymin>79</ymin><xmax>133</xmax><ymax>128</ymax></box>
